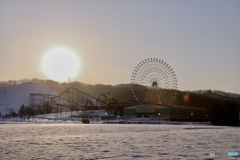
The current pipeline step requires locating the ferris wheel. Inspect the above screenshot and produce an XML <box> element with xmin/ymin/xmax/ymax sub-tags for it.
<box><xmin>131</xmin><ymin>58</ymin><xmax>178</xmax><ymax>104</ymax></box>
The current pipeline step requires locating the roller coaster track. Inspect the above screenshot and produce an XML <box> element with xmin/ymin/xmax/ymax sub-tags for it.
<box><xmin>29</xmin><ymin>87</ymin><xmax>134</xmax><ymax>113</ymax></box>
<box><xmin>59</xmin><ymin>87</ymin><xmax>108</xmax><ymax>106</ymax></box>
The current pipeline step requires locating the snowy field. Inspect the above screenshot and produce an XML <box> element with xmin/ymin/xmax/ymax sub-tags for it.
<box><xmin>0</xmin><ymin>123</ymin><xmax>239</xmax><ymax>160</ymax></box>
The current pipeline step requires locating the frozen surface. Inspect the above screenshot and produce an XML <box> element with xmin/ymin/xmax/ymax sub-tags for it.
<box><xmin>0</xmin><ymin>123</ymin><xmax>239</xmax><ymax>160</ymax></box>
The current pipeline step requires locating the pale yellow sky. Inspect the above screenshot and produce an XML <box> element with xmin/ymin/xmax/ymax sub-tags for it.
<box><xmin>0</xmin><ymin>0</ymin><xmax>240</xmax><ymax>93</ymax></box>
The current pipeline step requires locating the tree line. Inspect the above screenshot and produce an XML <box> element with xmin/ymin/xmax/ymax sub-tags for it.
<box><xmin>1</xmin><ymin>79</ymin><xmax>239</xmax><ymax>126</ymax></box>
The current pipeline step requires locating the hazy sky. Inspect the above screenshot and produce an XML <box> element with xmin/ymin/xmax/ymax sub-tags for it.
<box><xmin>0</xmin><ymin>0</ymin><xmax>239</xmax><ymax>93</ymax></box>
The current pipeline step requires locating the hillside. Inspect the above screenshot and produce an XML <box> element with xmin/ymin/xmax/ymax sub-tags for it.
<box><xmin>0</xmin><ymin>83</ymin><xmax>57</xmax><ymax>115</ymax></box>
<box><xmin>0</xmin><ymin>79</ymin><xmax>240</xmax><ymax>116</ymax></box>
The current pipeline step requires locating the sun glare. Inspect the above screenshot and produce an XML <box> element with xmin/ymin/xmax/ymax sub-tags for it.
<box><xmin>41</xmin><ymin>47</ymin><xmax>81</xmax><ymax>82</ymax></box>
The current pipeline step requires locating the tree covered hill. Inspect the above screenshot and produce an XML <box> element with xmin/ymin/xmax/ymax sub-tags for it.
<box><xmin>1</xmin><ymin>78</ymin><xmax>240</xmax><ymax>112</ymax></box>
<box><xmin>1</xmin><ymin>79</ymin><xmax>239</xmax><ymax>125</ymax></box>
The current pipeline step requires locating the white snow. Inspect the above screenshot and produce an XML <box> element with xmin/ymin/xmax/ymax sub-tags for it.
<box><xmin>0</xmin><ymin>123</ymin><xmax>239</xmax><ymax>159</ymax></box>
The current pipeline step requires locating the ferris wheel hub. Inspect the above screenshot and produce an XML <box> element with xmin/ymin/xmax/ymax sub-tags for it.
<box><xmin>152</xmin><ymin>81</ymin><xmax>158</xmax><ymax>90</ymax></box>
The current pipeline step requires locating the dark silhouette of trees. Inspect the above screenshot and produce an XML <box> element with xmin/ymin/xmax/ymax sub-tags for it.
<box><xmin>210</xmin><ymin>103</ymin><xmax>225</xmax><ymax>125</ymax></box>
<box><xmin>224</xmin><ymin>102</ymin><xmax>239</xmax><ymax>126</ymax></box>
<box><xmin>18</xmin><ymin>105</ymin><xmax>36</xmax><ymax>116</ymax></box>
<box><xmin>8</xmin><ymin>108</ymin><xmax>17</xmax><ymax>117</ymax></box>
<box><xmin>210</xmin><ymin>101</ymin><xmax>239</xmax><ymax>126</ymax></box>
<box><xmin>18</xmin><ymin>104</ymin><xmax>26</xmax><ymax>117</ymax></box>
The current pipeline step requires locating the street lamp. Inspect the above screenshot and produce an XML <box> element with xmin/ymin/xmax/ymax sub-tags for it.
<box><xmin>105</xmin><ymin>112</ymin><xmax>108</xmax><ymax>122</ymax></box>
<box><xmin>158</xmin><ymin>113</ymin><xmax>161</xmax><ymax>124</ymax></box>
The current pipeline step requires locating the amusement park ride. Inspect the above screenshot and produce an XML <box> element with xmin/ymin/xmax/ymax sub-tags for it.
<box><xmin>131</xmin><ymin>58</ymin><xmax>178</xmax><ymax>104</ymax></box>
<box><xmin>29</xmin><ymin>87</ymin><xmax>131</xmax><ymax>116</ymax></box>
<box><xmin>29</xmin><ymin>58</ymin><xmax>178</xmax><ymax>117</ymax></box>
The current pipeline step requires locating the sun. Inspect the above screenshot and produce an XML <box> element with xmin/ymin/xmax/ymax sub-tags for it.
<box><xmin>41</xmin><ymin>47</ymin><xmax>81</xmax><ymax>82</ymax></box>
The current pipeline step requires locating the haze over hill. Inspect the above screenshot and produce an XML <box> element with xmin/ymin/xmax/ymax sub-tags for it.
<box><xmin>0</xmin><ymin>83</ymin><xmax>57</xmax><ymax>115</ymax></box>
<box><xmin>0</xmin><ymin>79</ymin><xmax>239</xmax><ymax>116</ymax></box>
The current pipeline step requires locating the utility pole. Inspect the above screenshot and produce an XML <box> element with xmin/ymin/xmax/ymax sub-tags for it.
<box><xmin>158</xmin><ymin>113</ymin><xmax>161</xmax><ymax>124</ymax></box>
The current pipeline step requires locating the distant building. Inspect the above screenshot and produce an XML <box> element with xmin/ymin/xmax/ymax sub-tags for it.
<box><xmin>123</xmin><ymin>104</ymin><xmax>208</xmax><ymax>121</ymax></box>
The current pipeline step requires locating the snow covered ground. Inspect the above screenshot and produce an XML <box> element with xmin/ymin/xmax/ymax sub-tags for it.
<box><xmin>1</xmin><ymin>110</ymin><xmax>211</xmax><ymax>125</ymax></box>
<box><xmin>0</xmin><ymin>123</ymin><xmax>239</xmax><ymax>160</ymax></box>
<box><xmin>1</xmin><ymin>108</ymin><xmax>214</xmax><ymax>127</ymax></box>
<box><xmin>0</xmin><ymin>110</ymin><xmax>107</xmax><ymax>124</ymax></box>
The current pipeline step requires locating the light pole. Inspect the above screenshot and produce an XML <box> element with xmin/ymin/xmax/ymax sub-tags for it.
<box><xmin>105</xmin><ymin>112</ymin><xmax>108</xmax><ymax>123</ymax></box>
<box><xmin>158</xmin><ymin>113</ymin><xmax>161</xmax><ymax>124</ymax></box>
<box><xmin>92</xmin><ymin>110</ymin><xmax>95</xmax><ymax>124</ymax></box>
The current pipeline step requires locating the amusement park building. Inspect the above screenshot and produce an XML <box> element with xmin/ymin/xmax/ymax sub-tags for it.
<box><xmin>123</xmin><ymin>104</ymin><xmax>208</xmax><ymax>121</ymax></box>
